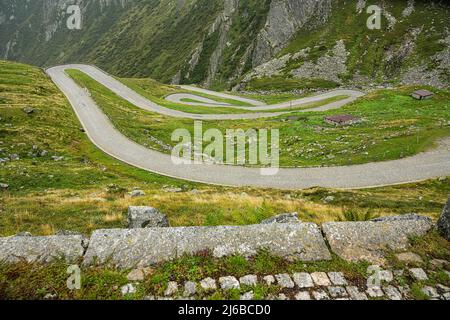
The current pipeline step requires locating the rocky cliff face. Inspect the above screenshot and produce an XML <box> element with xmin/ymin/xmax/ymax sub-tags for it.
<box><xmin>0</xmin><ymin>0</ymin><xmax>130</xmax><ymax>63</ymax></box>
<box><xmin>1</xmin><ymin>0</ymin><xmax>449</xmax><ymax>89</ymax></box>
<box><xmin>252</xmin><ymin>0</ymin><xmax>331</xmax><ymax>67</ymax></box>
<box><xmin>291</xmin><ymin>40</ymin><xmax>348</xmax><ymax>84</ymax></box>
<box><xmin>178</xmin><ymin>0</ymin><xmax>332</xmax><ymax>87</ymax></box>
<box><xmin>173</xmin><ymin>0</ymin><xmax>271</xmax><ymax>88</ymax></box>
<box><xmin>239</xmin><ymin>0</ymin><xmax>449</xmax><ymax>90</ymax></box>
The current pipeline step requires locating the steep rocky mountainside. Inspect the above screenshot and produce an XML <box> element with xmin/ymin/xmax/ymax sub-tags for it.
<box><xmin>1</xmin><ymin>0</ymin><xmax>449</xmax><ymax>90</ymax></box>
<box><xmin>242</xmin><ymin>0</ymin><xmax>449</xmax><ymax>91</ymax></box>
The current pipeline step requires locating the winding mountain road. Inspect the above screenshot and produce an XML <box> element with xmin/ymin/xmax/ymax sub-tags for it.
<box><xmin>46</xmin><ymin>64</ymin><xmax>450</xmax><ymax>190</ymax></box>
<box><xmin>166</xmin><ymin>86</ymin><xmax>361</xmax><ymax>112</ymax></box>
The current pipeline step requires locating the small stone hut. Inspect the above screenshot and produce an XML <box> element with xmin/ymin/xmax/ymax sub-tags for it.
<box><xmin>411</xmin><ymin>89</ymin><xmax>434</xmax><ymax>100</ymax></box>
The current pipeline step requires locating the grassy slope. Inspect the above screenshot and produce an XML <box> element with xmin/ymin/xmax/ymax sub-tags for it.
<box><xmin>246</xmin><ymin>76</ymin><xmax>340</xmax><ymax>92</ymax></box>
<box><xmin>244</xmin><ymin>1</ymin><xmax>450</xmax><ymax>91</ymax></box>
<box><xmin>124</xmin><ymin>76</ymin><xmax>315</xmax><ymax>105</ymax></box>
<box><xmin>0</xmin><ymin>60</ymin><xmax>449</xmax><ymax>237</ymax></box>
<box><xmin>87</xmin><ymin>0</ymin><xmax>223</xmax><ymax>81</ymax></box>
<box><xmin>119</xmin><ymin>77</ymin><xmax>256</xmax><ymax>114</ymax></box>
<box><xmin>118</xmin><ymin>75</ymin><xmax>349</xmax><ymax>113</ymax></box>
<box><xmin>67</xmin><ymin>69</ymin><xmax>450</xmax><ymax>168</ymax></box>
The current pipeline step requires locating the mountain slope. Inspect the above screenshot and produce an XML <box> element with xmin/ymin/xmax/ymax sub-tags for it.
<box><xmin>1</xmin><ymin>59</ymin><xmax>449</xmax><ymax>236</ymax></box>
<box><xmin>1</xmin><ymin>0</ymin><xmax>449</xmax><ymax>90</ymax></box>
<box><xmin>243</xmin><ymin>0</ymin><xmax>450</xmax><ymax>91</ymax></box>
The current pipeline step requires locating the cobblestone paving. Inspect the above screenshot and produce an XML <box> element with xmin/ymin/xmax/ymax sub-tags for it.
<box><xmin>136</xmin><ymin>267</ymin><xmax>450</xmax><ymax>300</ymax></box>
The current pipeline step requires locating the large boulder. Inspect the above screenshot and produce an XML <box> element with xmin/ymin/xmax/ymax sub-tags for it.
<box><xmin>83</xmin><ymin>223</ymin><xmax>331</xmax><ymax>269</ymax></box>
<box><xmin>22</xmin><ymin>106</ymin><xmax>35</xmax><ymax>115</ymax></box>
<box><xmin>0</xmin><ymin>235</ymin><xmax>85</xmax><ymax>264</ymax></box>
<box><xmin>261</xmin><ymin>212</ymin><xmax>301</xmax><ymax>224</ymax></box>
<box><xmin>437</xmin><ymin>197</ymin><xmax>450</xmax><ymax>240</ymax></box>
<box><xmin>127</xmin><ymin>206</ymin><xmax>170</xmax><ymax>228</ymax></box>
<box><xmin>130</xmin><ymin>189</ymin><xmax>145</xmax><ymax>197</ymax></box>
<box><xmin>371</xmin><ymin>214</ymin><xmax>431</xmax><ymax>223</ymax></box>
<box><xmin>322</xmin><ymin>217</ymin><xmax>433</xmax><ymax>264</ymax></box>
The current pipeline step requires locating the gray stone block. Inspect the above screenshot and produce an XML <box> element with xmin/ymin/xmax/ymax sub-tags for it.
<box><xmin>371</xmin><ymin>214</ymin><xmax>431</xmax><ymax>223</ymax></box>
<box><xmin>164</xmin><ymin>282</ymin><xmax>178</xmax><ymax>296</ymax></box>
<box><xmin>0</xmin><ymin>235</ymin><xmax>85</xmax><ymax>264</ymax></box>
<box><xmin>260</xmin><ymin>213</ymin><xmax>301</xmax><ymax>224</ymax></box>
<box><xmin>312</xmin><ymin>290</ymin><xmax>330</xmax><ymax>300</ymax></box>
<box><xmin>328</xmin><ymin>272</ymin><xmax>348</xmax><ymax>286</ymax></box>
<box><xmin>127</xmin><ymin>206</ymin><xmax>170</xmax><ymax>228</ymax></box>
<box><xmin>263</xmin><ymin>275</ymin><xmax>275</xmax><ymax>286</ymax></box>
<box><xmin>83</xmin><ymin>223</ymin><xmax>331</xmax><ymax>268</ymax></box>
<box><xmin>240</xmin><ymin>291</ymin><xmax>254</xmax><ymax>300</ymax></box>
<box><xmin>438</xmin><ymin>197</ymin><xmax>450</xmax><ymax>241</ymax></box>
<box><xmin>366</xmin><ymin>286</ymin><xmax>384</xmax><ymax>298</ymax></box>
<box><xmin>328</xmin><ymin>286</ymin><xmax>348</xmax><ymax>298</ymax></box>
<box><xmin>183</xmin><ymin>281</ymin><xmax>197</xmax><ymax>297</ymax></box>
<box><xmin>322</xmin><ymin>219</ymin><xmax>433</xmax><ymax>263</ymax></box>
<box><xmin>346</xmin><ymin>286</ymin><xmax>368</xmax><ymax>300</ymax></box>
<box><xmin>219</xmin><ymin>276</ymin><xmax>240</xmax><ymax>290</ymax></box>
<box><xmin>383</xmin><ymin>285</ymin><xmax>403</xmax><ymax>300</ymax></box>
<box><xmin>409</xmin><ymin>268</ymin><xmax>428</xmax><ymax>281</ymax></box>
<box><xmin>200</xmin><ymin>278</ymin><xmax>217</xmax><ymax>292</ymax></box>
<box><xmin>293</xmin><ymin>272</ymin><xmax>314</xmax><ymax>288</ymax></box>
<box><xmin>239</xmin><ymin>275</ymin><xmax>258</xmax><ymax>287</ymax></box>
<box><xmin>422</xmin><ymin>286</ymin><xmax>439</xmax><ymax>299</ymax></box>
<box><xmin>275</xmin><ymin>274</ymin><xmax>295</xmax><ymax>288</ymax></box>
<box><xmin>295</xmin><ymin>291</ymin><xmax>311</xmax><ymax>300</ymax></box>
<box><xmin>311</xmin><ymin>272</ymin><xmax>331</xmax><ymax>286</ymax></box>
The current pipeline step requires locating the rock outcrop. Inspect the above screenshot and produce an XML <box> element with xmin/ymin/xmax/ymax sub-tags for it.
<box><xmin>401</xmin><ymin>34</ymin><xmax>450</xmax><ymax>89</ymax></box>
<box><xmin>291</xmin><ymin>40</ymin><xmax>348</xmax><ymax>83</ymax></box>
<box><xmin>240</xmin><ymin>48</ymin><xmax>309</xmax><ymax>84</ymax></box>
<box><xmin>322</xmin><ymin>217</ymin><xmax>433</xmax><ymax>264</ymax></box>
<box><xmin>0</xmin><ymin>211</ymin><xmax>439</xmax><ymax>268</ymax></box>
<box><xmin>260</xmin><ymin>212</ymin><xmax>301</xmax><ymax>224</ymax></box>
<box><xmin>127</xmin><ymin>206</ymin><xmax>170</xmax><ymax>228</ymax></box>
<box><xmin>402</xmin><ymin>0</ymin><xmax>415</xmax><ymax>17</ymax></box>
<box><xmin>252</xmin><ymin>0</ymin><xmax>331</xmax><ymax>67</ymax></box>
<box><xmin>83</xmin><ymin>223</ymin><xmax>331</xmax><ymax>268</ymax></box>
<box><xmin>438</xmin><ymin>197</ymin><xmax>450</xmax><ymax>241</ymax></box>
<box><xmin>203</xmin><ymin>0</ymin><xmax>239</xmax><ymax>87</ymax></box>
<box><xmin>371</xmin><ymin>214</ymin><xmax>431</xmax><ymax>223</ymax></box>
<box><xmin>384</xmin><ymin>27</ymin><xmax>422</xmax><ymax>77</ymax></box>
<box><xmin>356</xmin><ymin>0</ymin><xmax>366</xmax><ymax>13</ymax></box>
<box><xmin>0</xmin><ymin>235</ymin><xmax>85</xmax><ymax>263</ymax></box>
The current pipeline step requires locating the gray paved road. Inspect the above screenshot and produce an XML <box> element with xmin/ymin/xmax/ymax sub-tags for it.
<box><xmin>176</xmin><ymin>85</ymin><xmax>265</xmax><ymax>106</ymax></box>
<box><xmin>168</xmin><ymin>86</ymin><xmax>365</xmax><ymax>112</ymax></box>
<box><xmin>46</xmin><ymin>64</ymin><xmax>450</xmax><ymax>190</ymax></box>
<box><xmin>49</xmin><ymin>64</ymin><xmax>364</xmax><ymax>120</ymax></box>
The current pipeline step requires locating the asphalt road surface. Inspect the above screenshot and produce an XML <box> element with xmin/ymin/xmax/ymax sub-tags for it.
<box><xmin>46</xmin><ymin>64</ymin><xmax>450</xmax><ymax>190</ymax></box>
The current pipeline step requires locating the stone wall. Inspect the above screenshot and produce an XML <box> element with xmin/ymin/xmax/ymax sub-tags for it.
<box><xmin>0</xmin><ymin>211</ymin><xmax>435</xmax><ymax>268</ymax></box>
